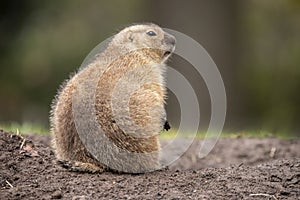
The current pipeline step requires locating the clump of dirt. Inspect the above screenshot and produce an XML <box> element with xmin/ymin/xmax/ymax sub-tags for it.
<box><xmin>0</xmin><ymin>129</ymin><xmax>299</xmax><ymax>199</ymax></box>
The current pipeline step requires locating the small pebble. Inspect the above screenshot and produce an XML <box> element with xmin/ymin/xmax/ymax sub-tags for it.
<box><xmin>51</xmin><ymin>190</ymin><xmax>62</xmax><ymax>199</ymax></box>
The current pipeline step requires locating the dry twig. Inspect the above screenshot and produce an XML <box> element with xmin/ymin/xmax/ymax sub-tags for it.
<box><xmin>5</xmin><ymin>180</ymin><xmax>13</xmax><ymax>188</ymax></box>
<box><xmin>20</xmin><ymin>138</ymin><xmax>26</xmax><ymax>149</ymax></box>
<box><xmin>249</xmin><ymin>193</ymin><xmax>277</xmax><ymax>200</ymax></box>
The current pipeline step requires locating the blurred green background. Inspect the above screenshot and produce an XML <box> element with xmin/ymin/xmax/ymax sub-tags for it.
<box><xmin>0</xmin><ymin>0</ymin><xmax>299</xmax><ymax>136</ymax></box>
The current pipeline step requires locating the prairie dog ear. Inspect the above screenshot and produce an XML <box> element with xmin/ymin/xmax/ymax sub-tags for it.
<box><xmin>127</xmin><ymin>30</ymin><xmax>134</xmax><ymax>42</ymax></box>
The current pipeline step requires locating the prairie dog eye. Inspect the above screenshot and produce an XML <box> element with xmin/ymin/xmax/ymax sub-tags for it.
<box><xmin>146</xmin><ymin>30</ymin><xmax>157</xmax><ymax>36</ymax></box>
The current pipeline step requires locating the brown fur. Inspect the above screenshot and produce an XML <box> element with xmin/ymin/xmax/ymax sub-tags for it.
<box><xmin>50</xmin><ymin>23</ymin><xmax>175</xmax><ymax>173</ymax></box>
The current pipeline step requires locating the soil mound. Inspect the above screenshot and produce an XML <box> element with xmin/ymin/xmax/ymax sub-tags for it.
<box><xmin>0</xmin><ymin>130</ymin><xmax>299</xmax><ymax>199</ymax></box>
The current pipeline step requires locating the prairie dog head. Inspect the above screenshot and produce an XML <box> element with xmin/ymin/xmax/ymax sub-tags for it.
<box><xmin>111</xmin><ymin>23</ymin><xmax>176</xmax><ymax>62</ymax></box>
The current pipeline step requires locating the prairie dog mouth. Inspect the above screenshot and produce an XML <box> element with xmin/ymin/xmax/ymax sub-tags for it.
<box><xmin>163</xmin><ymin>45</ymin><xmax>175</xmax><ymax>58</ymax></box>
<box><xmin>163</xmin><ymin>51</ymin><xmax>171</xmax><ymax>57</ymax></box>
<box><xmin>162</xmin><ymin>33</ymin><xmax>175</xmax><ymax>60</ymax></box>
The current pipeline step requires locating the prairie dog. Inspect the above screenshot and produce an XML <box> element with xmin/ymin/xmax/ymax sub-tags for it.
<box><xmin>50</xmin><ymin>23</ymin><xmax>175</xmax><ymax>173</ymax></box>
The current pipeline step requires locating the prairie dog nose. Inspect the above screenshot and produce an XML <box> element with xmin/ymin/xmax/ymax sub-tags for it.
<box><xmin>163</xmin><ymin>33</ymin><xmax>176</xmax><ymax>46</ymax></box>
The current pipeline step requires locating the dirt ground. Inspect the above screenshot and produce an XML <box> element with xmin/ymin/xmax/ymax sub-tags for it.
<box><xmin>0</xmin><ymin>129</ymin><xmax>299</xmax><ymax>199</ymax></box>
